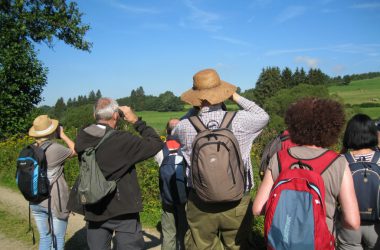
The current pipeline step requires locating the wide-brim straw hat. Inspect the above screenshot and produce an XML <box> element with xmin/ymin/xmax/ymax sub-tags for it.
<box><xmin>29</xmin><ymin>115</ymin><xmax>59</xmax><ymax>137</ymax></box>
<box><xmin>181</xmin><ymin>69</ymin><xmax>237</xmax><ymax>107</ymax></box>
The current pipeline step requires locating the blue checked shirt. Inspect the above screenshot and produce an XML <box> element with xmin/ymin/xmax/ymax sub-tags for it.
<box><xmin>173</xmin><ymin>96</ymin><xmax>269</xmax><ymax>191</ymax></box>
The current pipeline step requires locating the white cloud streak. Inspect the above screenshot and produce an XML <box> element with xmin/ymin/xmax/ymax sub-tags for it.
<box><xmin>182</xmin><ymin>0</ymin><xmax>222</xmax><ymax>32</ymax></box>
<box><xmin>266</xmin><ymin>43</ymin><xmax>380</xmax><ymax>56</ymax></box>
<box><xmin>276</xmin><ymin>6</ymin><xmax>307</xmax><ymax>23</ymax></box>
<box><xmin>295</xmin><ymin>56</ymin><xmax>319</xmax><ymax>68</ymax></box>
<box><xmin>350</xmin><ymin>3</ymin><xmax>380</xmax><ymax>9</ymax></box>
<box><xmin>211</xmin><ymin>36</ymin><xmax>251</xmax><ymax>46</ymax></box>
<box><xmin>113</xmin><ymin>3</ymin><xmax>159</xmax><ymax>14</ymax></box>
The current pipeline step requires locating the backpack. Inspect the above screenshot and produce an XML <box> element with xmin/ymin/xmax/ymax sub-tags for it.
<box><xmin>78</xmin><ymin>130</ymin><xmax>118</xmax><ymax>205</ymax></box>
<box><xmin>344</xmin><ymin>151</ymin><xmax>380</xmax><ymax>222</ymax></box>
<box><xmin>264</xmin><ymin>149</ymin><xmax>339</xmax><ymax>250</ymax></box>
<box><xmin>16</xmin><ymin>141</ymin><xmax>57</xmax><ymax>249</ymax></box>
<box><xmin>188</xmin><ymin>112</ymin><xmax>245</xmax><ymax>203</ymax></box>
<box><xmin>159</xmin><ymin>138</ymin><xmax>188</xmax><ymax>205</ymax></box>
<box><xmin>16</xmin><ymin>141</ymin><xmax>52</xmax><ymax>203</ymax></box>
<box><xmin>259</xmin><ymin>130</ymin><xmax>297</xmax><ymax>180</ymax></box>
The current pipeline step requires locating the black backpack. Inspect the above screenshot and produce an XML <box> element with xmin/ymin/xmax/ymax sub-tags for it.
<box><xmin>344</xmin><ymin>151</ymin><xmax>380</xmax><ymax>222</ymax></box>
<box><xmin>259</xmin><ymin>130</ymin><xmax>297</xmax><ymax>180</ymax></box>
<box><xmin>16</xmin><ymin>141</ymin><xmax>57</xmax><ymax>249</ymax></box>
<box><xmin>16</xmin><ymin>141</ymin><xmax>52</xmax><ymax>203</ymax></box>
<box><xmin>159</xmin><ymin>138</ymin><xmax>188</xmax><ymax>205</ymax></box>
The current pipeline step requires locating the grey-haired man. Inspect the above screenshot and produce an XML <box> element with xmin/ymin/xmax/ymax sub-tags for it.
<box><xmin>75</xmin><ymin>97</ymin><xmax>163</xmax><ymax>250</ymax></box>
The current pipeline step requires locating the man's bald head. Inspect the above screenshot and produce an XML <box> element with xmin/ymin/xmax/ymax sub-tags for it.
<box><xmin>166</xmin><ymin>118</ymin><xmax>180</xmax><ymax>135</ymax></box>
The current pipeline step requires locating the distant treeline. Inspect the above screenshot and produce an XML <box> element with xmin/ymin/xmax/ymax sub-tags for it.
<box><xmin>52</xmin><ymin>68</ymin><xmax>380</xmax><ymax>110</ymax></box>
<box><xmin>37</xmin><ymin>67</ymin><xmax>379</xmax><ymax>131</ymax></box>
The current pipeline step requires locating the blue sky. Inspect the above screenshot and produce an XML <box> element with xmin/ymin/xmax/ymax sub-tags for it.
<box><xmin>38</xmin><ymin>0</ymin><xmax>380</xmax><ymax>106</ymax></box>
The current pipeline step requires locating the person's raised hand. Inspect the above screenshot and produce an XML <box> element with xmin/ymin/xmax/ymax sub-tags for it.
<box><xmin>119</xmin><ymin>106</ymin><xmax>138</xmax><ymax>124</ymax></box>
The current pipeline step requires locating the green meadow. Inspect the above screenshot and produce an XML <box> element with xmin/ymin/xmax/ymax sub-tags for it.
<box><xmin>137</xmin><ymin>104</ymin><xmax>240</xmax><ymax>132</ymax></box>
<box><xmin>328</xmin><ymin>77</ymin><xmax>380</xmax><ymax>104</ymax></box>
<box><xmin>136</xmin><ymin>111</ymin><xmax>187</xmax><ymax>133</ymax></box>
<box><xmin>328</xmin><ymin>77</ymin><xmax>380</xmax><ymax>119</ymax></box>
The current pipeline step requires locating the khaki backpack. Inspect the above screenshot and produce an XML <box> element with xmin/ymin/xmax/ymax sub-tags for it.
<box><xmin>189</xmin><ymin>112</ymin><xmax>245</xmax><ymax>203</ymax></box>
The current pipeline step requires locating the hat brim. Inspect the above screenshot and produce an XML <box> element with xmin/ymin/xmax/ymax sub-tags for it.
<box><xmin>181</xmin><ymin>80</ymin><xmax>237</xmax><ymax>107</ymax></box>
<box><xmin>29</xmin><ymin>119</ymin><xmax>59</xmax><ymax>138</ymax></box>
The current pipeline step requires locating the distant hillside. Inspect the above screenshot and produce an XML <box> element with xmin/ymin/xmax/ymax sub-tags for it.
<box><xmin>328</xmin><ymin>77</ymin><xmax>380</xmax><ymax>105</ymax></box>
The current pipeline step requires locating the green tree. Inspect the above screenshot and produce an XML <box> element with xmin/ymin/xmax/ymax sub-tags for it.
<box><xmin>96</xmin><ymin>89</ymin><xmax>102</xmax><ymax>99</ymax></box>
<box><xmin>0</xmin><ymin>0</ymin><xmax>91</xmax><ymax>138</ymax></box>
<box><xmin>156</xmin><ymin>91</ymin><xmax>183</xmax><ymax>112</ymax></box>
<box><xmin>130</xmin><ymin>86</ymin><xmax>145</xmax><ymax>111</ymax></box>
<box><xmin>264</xmin><ymin>84</ymin><xmax>330</xmax><ymax>130</ymax></box>
<box><xmin>54</xmin><ymin>97</ymin><xmax>66</xmax><ymax>119</ymax></box>
<box><xmin>292</xmin><ymin>67</ymin><xmax>307</xmax><ymax>86</ymax></box>
<box><xmin>281</xmin><ymin>67</ymin><xmax>293</xmax><ymax>88</ymax></box>
<box><xmin>254</xmin><ymin>67</ymin><xmax>283</xmax><ymax>106</ymax></box>
<box><xmin>343</xmin><ymin>75</ymin><xmax>351</xmax><ymax>85</ymax></box>
<box><xmin>88</xmin><ymin>90</ymin><xmax>96</xmax><ymax>102</ymax></box>
<box><xmin>307</xmin><ymin>68</ymin><xmax>328</xmax><ymax>85</ymax></box>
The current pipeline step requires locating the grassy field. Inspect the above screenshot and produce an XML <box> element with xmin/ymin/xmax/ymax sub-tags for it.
<box><xmin>137</xmin><ymin>104</ymin><xmax>240</xmax><ymax>132</ymax></box>
<box><xmin>136</xmin><ymin>111</ymin><xmax>187</xmax><ymax>133</ymax></box>
<box><xmin>328</xmin><ymin>77</ymin><xmax>380</xmax><ymax>104</ymax></box>
<box><xmin>328</xmin><ymin>77</ymin><xmax>380</xmax><ymax>119</ymax></box>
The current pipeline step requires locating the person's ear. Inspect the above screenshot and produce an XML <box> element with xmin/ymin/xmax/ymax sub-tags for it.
<box><xmin>112</xmin><ymin>111</ymin><xmax>118</xmax><ymax>121</ymax></box>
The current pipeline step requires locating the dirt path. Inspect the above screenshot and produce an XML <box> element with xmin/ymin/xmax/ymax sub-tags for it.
<box><xmin>0</xmin><ymin>186</ymin><xmax>161</xmax><ymax>249</ymax></box>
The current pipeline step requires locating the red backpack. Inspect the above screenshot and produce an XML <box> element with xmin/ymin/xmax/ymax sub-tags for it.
<box><xmin>264</xmin><ymin>149</ymin><xmax>339</xmax><ymax>250</ymax></box>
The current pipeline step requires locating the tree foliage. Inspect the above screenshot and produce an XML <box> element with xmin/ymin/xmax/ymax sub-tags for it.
<box><xmin>254</xmin><ymin>66</ymin><xmax>283</xmax><ymax>106</ymax></box>
<box><xmin>263</xmin><ymin>84</ymin><xmax>330</xmax><ymax>130</ymax></box>
<box><xmin>0</xmin><ymin>0</ymin><xmax>91</xmax><ymax>138</ymax></box>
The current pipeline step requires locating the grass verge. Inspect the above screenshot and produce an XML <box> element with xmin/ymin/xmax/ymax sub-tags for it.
<box><xmin>0</xmin><ymin>203</ymin><xmax>38</xmax><ymax>248</ymax></box>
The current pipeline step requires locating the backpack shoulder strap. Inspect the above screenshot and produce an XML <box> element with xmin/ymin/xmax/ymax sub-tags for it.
<box><xmin>40</xmin><ymin>141</ymin><xmax>53</xmax><ymax>152</ymax></box>
<box><xmin>280</xmin><ymin>130</ymin><xmax>290</xmax><ymax>141</ymax></box>
<box><xmin>371</xmin><ymin>151</ymin><xmax>380</xmax><ymax>164</ymax></box>
<box><xmin>278</xmin><ymin>148</ymin><xmax>339</xmax><ymax>175</ymax></box>
<box><xmin>344</xmin><ymin>152</ymin><xmax>356</xmax><ymax>164</ymax></box>
<box><xmin>219</xmin><ymin>112</ymin><xmax>237</xmax><ymax>129</ymax></box>
<box><xmin>95</xmin><ymin>130</ymin><xmax>115</xmax><ymax>150</ymax></box>
<box><xmin>188</xmin><ymin>116</ymin><xmax>207</xmax><ymax>132</ymax></box>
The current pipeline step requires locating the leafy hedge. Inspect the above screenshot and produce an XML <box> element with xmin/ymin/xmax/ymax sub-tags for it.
<box><xmin>0</xmin><ymin>128</ymin><xmax>270</xmax><ymax>246</ymax></box>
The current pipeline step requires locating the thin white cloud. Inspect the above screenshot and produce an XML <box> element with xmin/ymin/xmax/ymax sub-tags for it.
<box><xmin>276</xmin><ymin>6</ymin><xmax>307</xmax><ymax>23</ymax></box>
<box><xmin>113</xmin><ymin>3</ymin><xmax>159</xmax><ymax>14</ymax></box>
<box><xmin>331</xmin><ymin>64</ymin><xmax>346</xmax><ymax>74</ymax></box>
<box><xmin>350</xmin><ymin>3</ymin><xmax>380</xmax><ymax>9</ymax></box>
<box><xmin>295</xmin><ymin>56</ymin><xmax>319</xmax><ymax>68</ymax></box>
<box><xmin>140</xmin><ymin>22</ymin><xmax>170</xmax><ymax>30</ymax></box>
<box><xmin>266</xmin><ymin>43</ymin><xmax>380</xmax><ymax>57</ymax></box>
<box><xmin>211</xmin><ymin>36</ymin><xmax>251</xmax><ymax>46</ymax></box>
<box><xmin>182</xmin><ymin>0</ymin><xmax>222</xmax><ymax>32</ymax></box>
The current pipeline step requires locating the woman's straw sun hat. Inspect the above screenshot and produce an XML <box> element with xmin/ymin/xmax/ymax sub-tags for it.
<box><xmin>29</xmin><ymin>115</ymin><xmax>59</xmax><ymax>137</ymax></box>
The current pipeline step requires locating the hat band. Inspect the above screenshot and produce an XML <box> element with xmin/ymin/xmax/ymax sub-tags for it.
<box><xmin>34</xmin><ymin>123</ymin><xmax>55</xmax><ymax>135</ymax></box>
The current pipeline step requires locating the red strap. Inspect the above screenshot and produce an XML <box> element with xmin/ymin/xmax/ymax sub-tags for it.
<box><xmin>278</xmin><ymin>149</ymin><xmax>339</xmax><ymax>175</ymax></box>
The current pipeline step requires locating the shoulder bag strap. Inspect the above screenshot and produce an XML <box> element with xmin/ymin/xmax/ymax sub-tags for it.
<box><xmin>95</xmin><ymin>130</ymin><xmax>115</xmax><ymax>150</ymax></box>
<box><xmin>188</xmin><ymin>116</ymin><xmax>207</xmax><ymax>133</ymax></box>
<box><xmin>371</xmin><ymin>151</ymin><xmax>380</xmax><ymax>164</ymax></box>
<box><xmin>344</xmin><ymin>152</ymin><xmax>356</xmax><ymax>164</ymax></box>
<box><xmin>219</xmin><ymin>111</ymin><xmax>237</xmax><ymax>129</ymax></box>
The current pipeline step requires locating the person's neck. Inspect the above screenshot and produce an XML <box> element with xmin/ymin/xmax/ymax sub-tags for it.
<box><xmin>97</xmin><ymin>120</ymin><xmax>116</xmax><ymax>129</ymax></box>
<box><xmin>351</xmin><ymin>148</ymin><xmax>374</xmax><ymax>155</ymax></box>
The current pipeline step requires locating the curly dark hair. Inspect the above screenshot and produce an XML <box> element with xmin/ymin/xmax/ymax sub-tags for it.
<box><xmin>285</xmin><ymin>98</ymin><xmax>345</xmax><ymax>147</ymax></box>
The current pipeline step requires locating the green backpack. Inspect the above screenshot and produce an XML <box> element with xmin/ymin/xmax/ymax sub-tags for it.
<box><xmin>78</xmin><ymin>130</ymin><xmax>117</xmax><ymax>205</ymax></box>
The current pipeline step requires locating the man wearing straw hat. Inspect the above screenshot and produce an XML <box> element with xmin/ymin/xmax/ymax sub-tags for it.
<box><xmin>174</xmin><ymin>68</ymin><xmax>269</xmax><ymax>249</ymax></box>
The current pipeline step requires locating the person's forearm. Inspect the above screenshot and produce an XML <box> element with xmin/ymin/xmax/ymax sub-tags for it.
<box><xmin>60</xmin><ymin>133</ymin><xmax>76</xmax><ymax>156</ymax></box>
